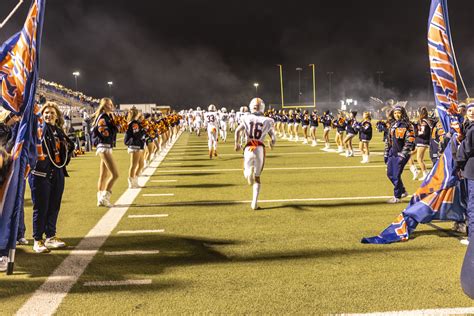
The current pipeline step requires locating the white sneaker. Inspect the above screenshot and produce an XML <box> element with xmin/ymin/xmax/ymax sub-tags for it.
<box><xmin>33</xmin><ymin>240</ymin><xmax>50</xmax><ymax>253</ymax></box>
<box><xmin>45</xmin><ymin>236</ymin><xmax>66</xmax><ymax>249</ymax></box>
<box><xmin>289</xmin><ymin>136</ymin><xmax>293</xmax><ymax>141</ymax></box>
<box><xmin>410</xmin><ymin>165</ymin><xmax>419</xmax><ymax>180</ymax></box>
<box><xmin>100</xmin><ymin>191</ymin><xmax>113</xmax><ymax>207</ymax></box>
<box><xmin>128</xmin><ymin>177</ymin><xmax>134</xmax><ymax>189</ymax></box>
<box><xmin>311</xmin><ymin>140</ymin><xmax>317</xmax><ymax>147</ymax></box>
<box><xmin>337</xmin><ymin>146</ymin><xmax>344</xmax><ymax>153</ymax></box>
<box><xmin>133</xmin><ymin>177</ymin><xmax>140</xmax><ymax>188</ymax></box>
<box><xmin>16</xmin><ymin>238</ymin><xmax>29</xmax><ymax>245</ymax></box>
<box><xmin>419</xmin><ymin>170</ymin><xmax>429</xmax><ymax>181</ymax></box>
<box><xmin>401</xmin><ymin>192</ymin><xmax>409</xmax><ymax>198</ymax></box>
<box><xmin>295</xmin><ymin>136</ymin><xmax>299</xmax><ymax>142</ymax></box>
<box><xmin>387</xmin><ymin>197</ymin><xmax>402</xmax><ymax>204</ymax></box>
<box><xmin>303</xmin><ymin>139</ymin><xmax>308</xmax><ymax>144</ymax></box>
<box><xmin>0</xmin><ymin>256</ymin><xmax>7</xmax><ymax>272</ymax></box>
<box><xmin>461</xmin><ymin>238</ymin><xmax>470</xmax><ymax>246</ymax></box>
<box><xmin>453</xmin><ymin>222</ymin><xmax>467</xmax><ymax>234</ymax></box>
<box><xmin>97</xmin><ymin>191</ymin><xmax>104</xmax><ymax>206</ymax></box>
<box><xmin>348</xmin><ymin>151</ymin><xmax>354</xmax><ymax>157</ymax></box>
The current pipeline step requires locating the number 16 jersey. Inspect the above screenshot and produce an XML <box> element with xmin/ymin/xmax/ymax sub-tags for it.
<box><xmin>240</xmin><ymin>113</ymin><xmax>274</xmax><ymax>143</ymax></box>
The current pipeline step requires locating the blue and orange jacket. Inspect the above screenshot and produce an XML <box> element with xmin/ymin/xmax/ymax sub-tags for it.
<box><xmin>384</xmin><ymin>120</ymin><xmax>415</xmax><ymax>158</ymax></box>
<box><xmin>92</xmin><ymin>113</ymin><xmax>118</xmax><ymax>148</ymax></box>
<box><xmin>124</xmin><ymin>120</ymin><xmax>146</xmax><ymax>150</ymax></box>
<box><xmin>358</xmin><ymin>120</ymin><xmax>372</xmax><ymax>141</ymax></box>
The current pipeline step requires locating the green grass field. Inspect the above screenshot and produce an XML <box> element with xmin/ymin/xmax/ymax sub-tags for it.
<box><xmin>1</xmin><ymin>130</ymin><xmax>473</xmax><ymax>315</ymax></box>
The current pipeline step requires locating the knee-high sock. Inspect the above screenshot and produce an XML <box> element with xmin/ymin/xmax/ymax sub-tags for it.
<box><xmin>252</xmin><ymin>183</ymin><xmax>261</xmax><ymax>205</ymax></box>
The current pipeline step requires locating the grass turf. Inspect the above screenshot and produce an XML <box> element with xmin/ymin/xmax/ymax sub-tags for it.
<box><xmin>1</xmin><ymin>130</ymin><xmax>472</xmax><ymax>314</ymax></box>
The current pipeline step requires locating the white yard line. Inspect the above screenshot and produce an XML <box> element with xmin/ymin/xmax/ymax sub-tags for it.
<box><xmin>103</xmin><ymin>250</ymin><xmax>160</xmax><ymax>256</ymax></box>
<box><xmin>128</xmin><ymin>214</ymin><xmax>169</xmax><ymax>218</ymax></box>
<box><xmin>142</xmin><ymin>193</ymin><xmax>174</xmax><ymax>197</ymax></box>
<box><xmin>156</xmin><ymin>165</ymin><xmax>387</xmax><ymax>173</ymax></box>
<box><xmin>138</xmin><ymin>195</ymin><xmax>406</xmax><ymax>207</ymax></box>
<box><xmin>217</xmin><ymin>151</ymin><xmax>384</xmax><ymax>157</ymax></box>
<box><xmin>16</xmin><ymin>131</ymin><xmax>183</xmax><ymax>316</ymax></box>
<box><xmin>344</xmin><ymin>307</ymin><xmax>474</xmax><ymax>316</ymax></box>
<box><xmin>151</xmin><ymin>180</ymin><xmax>178</xmax><ymax>183</ymax></box>
<box><xmin>117</xmin><ymin>229</ymin><xmax>165</xmax><ymax>234</ymax></box>
<box><xmin>83</xmin><ymin>279</ymin><xmax>152</xmax><ymax>287</ymax></box>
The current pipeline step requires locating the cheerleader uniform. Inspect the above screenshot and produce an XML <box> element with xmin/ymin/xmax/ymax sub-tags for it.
<box><xmin>124</xmin><ymin>120</ymin><xmax>146</xmax><ymax>153</ymax></box>
<box><xmin>359</xmin><ymin>121</ymin><xmax>372</xmax><ymax>142</ymax></box>
<box><xmin>415</xmin><ymin>119</ymin><xmax>431</xmax><ymax>148</ymax></box>
<box><xmin>92</xmin><ymin>113</ymin><xmax>118</xmax><ymax>155</ymax></box>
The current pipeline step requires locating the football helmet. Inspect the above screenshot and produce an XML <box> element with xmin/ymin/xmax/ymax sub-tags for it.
<box><xmin>221</xmin><ymin>107</ymin><xmax>227</xmax><ymax>113</ymax></box>
<box><xmin>196</xmin><ymin>107</ymin><xmax>201</xmax><ymax>111</ymax></box>
<box><xmin>208</xmin><ymin>104</ymin><xmax>217</xmax><ymax>112</ymax></box>
<box><xmin>249</xmin><ymin>98</ymin><xmax>265</xmax><ymax>113</ymax></box>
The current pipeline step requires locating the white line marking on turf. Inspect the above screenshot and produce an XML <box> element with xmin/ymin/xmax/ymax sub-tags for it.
<box><xmin>128</xmin><ymin>214</ymin><xmax>169</xmax><ymax>218</ymax></box>
<box><xmin>156</xmin><ymin>165</ymin><xmax>387</xmax><ymax>173</ymax></box>
<box><xmin>117</xmin><ymin>229</ymin><xmax>165</xmax><ymax>234</ymax></box>
<box><xmin>344</xmin><ymin>307</ymin><xmax>474</xmax><ymax>315</ymax></box>
<box><xmin>83</xmin><ymin>279</ymin><xmax>152</xmax><ymax>287</ymax></box>
<box><xmin>15</xmin><ymin>131</ymin><xmax>183</xmax><ymax>316</ymax></box>
<box><xmin>143</xmin><ymin>193</ymin><xmax>174</xmax><ymax>197</ymax></box>
<box><xmin>103</xmin><ymin>250</ymin><xmax>160</xmax><ymax>256</ymax></box>
<box><xmin>151</xmin><ymin>180</ymin><xmax>177</xmax><ymax>183</ymax></box>
<box><xmin>139</xmin><ymin>195</ymin><xmax>408</xmax><ymax>207</ymax></box>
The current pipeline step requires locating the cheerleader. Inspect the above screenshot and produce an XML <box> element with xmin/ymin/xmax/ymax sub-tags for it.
<box><xmin>274</xmin><ymin>110</ymin><xmax>282</xmax><ymax>137</ymax></box>
<box><xmin>333</xmin><ymin>112</ymin><xmax>347</xmax><ymax>153</ymax></box>
<box><xmin>294</xmin><ymin>109</ymin><xmax>301</xmax><ymax>142</ymax></box>
<box><xmin>320</xmin><ymin>110</ymin><xmax>333</xmax><ymax>149</ymax></box>
<box><xmin>358</xmin><ymin>112</ymin><xmax>372</xmax><ymax>163</ymax></box>
<box><xmin>384</xmin><ymin>105</ymin><xmax>415</xmax><ymax>203</ymax></box>
<box><xmin>414</xmin><ymin>107</ymin><xmax>431</xmax><ymax>181</ymax></box>
<box><xmin>309</xmin><ymin>109</ymin><xmax>319</xmax><ymax>146</ymax></box>
<box><xmin>301</xmin><ymin>110</ymin><xmax>310</xmax><ymax>144</ymax></box>
<box><xmin>92</xmin><ymin>98</ymin><xmax>119</xmax><ymax>207</ymax></box>
<box><xmin>281</xmin><ymin>110</ymin><xmax>288</xmax><ymax>139</ymax></box>
<box><xmin>124</xmin><ymin>108</ymin><xmax>145</xmax><ymax>188</ymax></box>
<box><xmin>343</xmin><ymin>111</ymin><xmax>358</xmax><ymax>157</ymax></box>
<box><xmin>287</xmin><ymin>110</ymin><xmax>295</xmax><ymax>141</ymax></box>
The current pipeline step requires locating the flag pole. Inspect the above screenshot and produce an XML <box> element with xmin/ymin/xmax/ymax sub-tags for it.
<box><xmin>0</xmin><ymin>0</ymin><xmax>24</xmax><ymax>29</ymax></box>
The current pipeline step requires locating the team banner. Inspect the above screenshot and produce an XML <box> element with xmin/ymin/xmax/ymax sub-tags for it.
<box><xmin>362</xmin><ymin>137</ymin><xmax>465</xmax><ymax>244</ymax></box>
<box><xmin>428</xmin><ymin>0</ymin><xmax>458</xmax><ymax>132</ymax></box>
<box><xmin>0</xmin><ymin>0</ymin><xmax>45</xmax><ymax>252</ymax></box>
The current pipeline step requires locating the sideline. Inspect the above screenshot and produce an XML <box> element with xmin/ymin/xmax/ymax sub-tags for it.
<box><xmin>16</xmin><ymin>132</ymin><xmax>183</xmax><ymax>316</ymax></box>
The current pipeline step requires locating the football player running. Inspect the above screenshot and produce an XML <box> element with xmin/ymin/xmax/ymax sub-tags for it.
<box><xmin>235</xmin><ymin>98</ymin><xmax>276</xmax><ymax>210</ymax></box>
<box><xmin>219</xmin><ymin>107</ymin><xmax>229</xmax><ymax>142</ymax></box>
<box><xmin>205</xmin><ymin>104</ymin><xmax>219</xmax><ymax>158</ymax></box>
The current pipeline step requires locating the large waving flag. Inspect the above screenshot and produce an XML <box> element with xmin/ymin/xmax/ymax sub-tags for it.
<box><xmin>428</xmin><ymin>0</ymin><xmax>458</xmax><ymax>132</ymax></box>
<box><xmin>362</xmin><ymin>0</ymin><xmax>465</xmax><ymax>244</ymax></box>
<box><xmin>0</xmin><ymin>0</ymin><xmax>45</xmax><ymax>271</ymax></box>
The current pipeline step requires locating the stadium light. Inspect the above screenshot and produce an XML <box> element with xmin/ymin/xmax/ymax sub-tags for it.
<box><xmin>107</xmin><ymin>81</ymin><xmax>113</xmax><ymax>98</ymax></box>
<box><xmin>253</xmin><ymin>82</ymin><xmax>259</xmax><ymax>96</ymax></box>
<box><xmin>72</xmin><ymin>71</ymin><xmax>80</xmax><ymax>91</ymax></box>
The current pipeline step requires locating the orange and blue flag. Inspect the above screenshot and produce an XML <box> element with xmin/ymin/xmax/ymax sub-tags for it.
<box><xmin>362</xmin><ymin>138</ymin><xmax>465</xmax><ymax>244</ymax></box>
<box><xmin>0</xmin><ymin>0</ymin><xmax>45</xmax><ymax>254</ymax></box>
<box><xmin>428</xmin><ymin>0</ymin><xmax>458</xmax><ymax>132</ymax></box>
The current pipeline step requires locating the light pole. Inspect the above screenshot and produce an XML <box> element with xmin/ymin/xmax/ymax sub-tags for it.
<box><xmin>253</xmin><ymin>82</ymin><xmax>259</xmax><ymax>96</ymax></box>
<box><xmin>296</xmin><ymin>67</ymin><xmax>303</xmax><ymax>105</ymax></box>
<box><xmin>376</xmin><ymin>70</ymin><xmax>384</xmax><ymax>100</ymax></box>
<box><xmin>107</xmin><ymin>81</ymin><xmax>113</xmax><ymax>98</ymax></box>
<box><xmin>72</xmin><ymin>71</ymin><xmax>80</xmax><ymax>91</ymax></box>
<box><xmin>327</xmin><ymin>71</ymin><xmax>333</xmax><ymax>105</ymax></box>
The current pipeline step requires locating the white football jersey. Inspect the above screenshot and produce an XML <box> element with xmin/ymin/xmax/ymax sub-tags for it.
<box><xmin>205</xmin><ymin>111</ymin><xmax>219</xmax><ymax>128</ymax></box>
<box><xmin>220</xmin><ymin>113</ymin><xmax>229</xmax><ymax>122</ymax></box>
<box><xmin>240</xmin><ymin>114</ymin><xmax>274</xmax><ymax>143</ymax></box>
<box><xmin>194</xmin><ymin>111</ymin><xmax>203</xmax><ymax>121</ymax></box>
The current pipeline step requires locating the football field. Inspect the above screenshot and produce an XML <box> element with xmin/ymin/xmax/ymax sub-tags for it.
<box><xmin>1</xmin><ymin>130</ymin><xmax>473</xmax><ymax>315</ymax></box>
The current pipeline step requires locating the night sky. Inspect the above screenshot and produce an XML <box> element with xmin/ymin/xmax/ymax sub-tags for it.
<box><xmin>1</xmin><ymin>0</ymin><xmax>474</xmax><ymax>108</ymax></box>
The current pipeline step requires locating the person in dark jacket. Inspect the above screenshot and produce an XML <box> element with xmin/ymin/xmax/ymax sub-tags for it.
<box><xmin>0</xmin><ymin>111</ymin><xmax>21</xmax><ymax>152</ymax></box>
<box><xmin>29</xmin><ymin>102</ymin><xmax>74</xmax><ymax>253</ymax></box>
<box><xmin>91</xmin><ymin>98</ymin><xmax>119</xmax><ymax>207</ymax></box>
<box><xmin>384</xmin><ymin>105</ymin><xmax>415</xmax><ymax>203</ymax></box>
<box><xmin>124</xmin><ymin>107</ymin><xmax>145</xmax><ymax>188</ymax></box>
<box><xmin>455</xmin><ymin>102</ymin><xmax>474</xmax><ymax>245</ymax></box>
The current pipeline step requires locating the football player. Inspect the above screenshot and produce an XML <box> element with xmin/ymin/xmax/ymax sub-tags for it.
<box><xmin>219</xmin><ymin>107</ymin><xmax>229</xmax><ymax>142</ymax></box>
<box><xmin>205</xmin><ymin>104</ymin><xmax>219</xmax><ymax>158</ymax></box>
<box><xmin>235</xmin><ymin>98</ymin><xmax>276</xmax><ymax>210</ymax></box>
